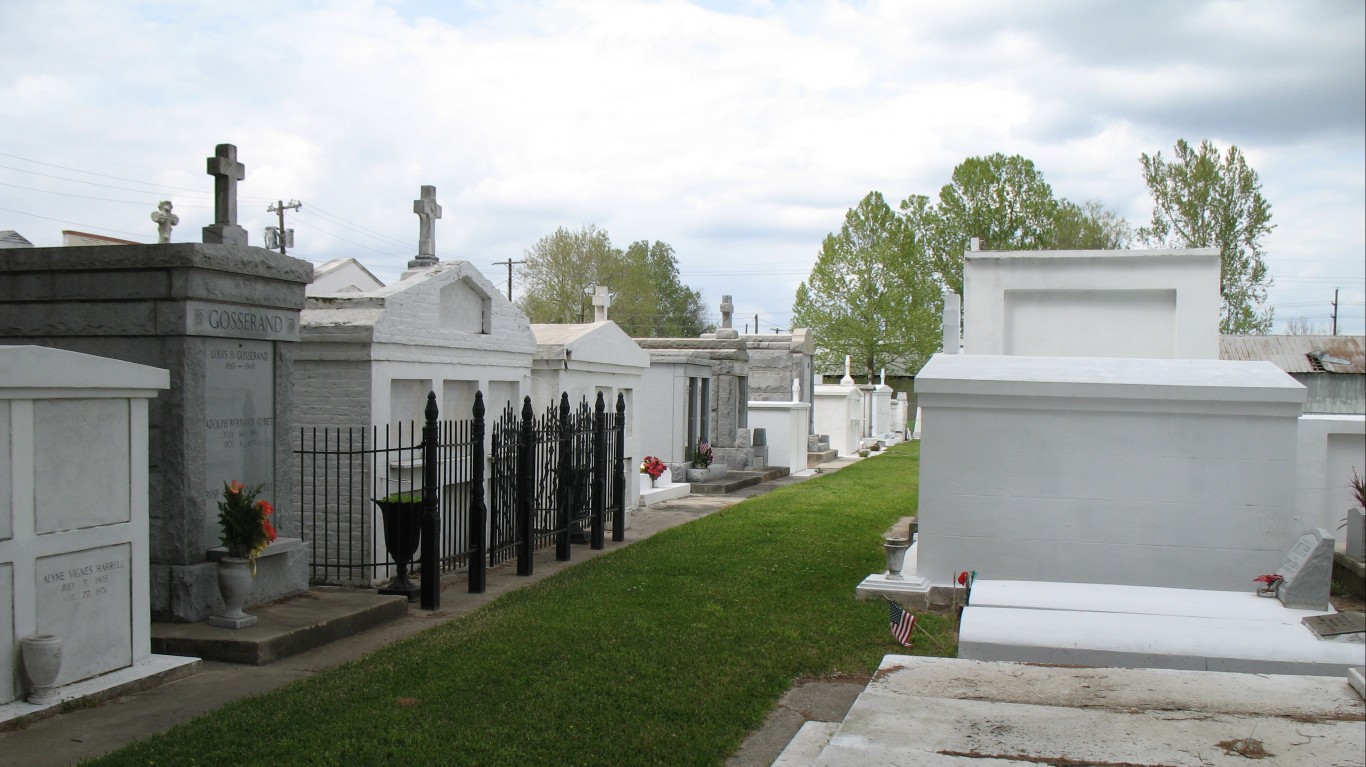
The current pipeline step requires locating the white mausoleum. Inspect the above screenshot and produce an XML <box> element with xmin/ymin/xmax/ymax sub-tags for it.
<box><xmin>295</xmin><ymin>261</ymin><xmax>535</xmax><ymax>428</ymax></box>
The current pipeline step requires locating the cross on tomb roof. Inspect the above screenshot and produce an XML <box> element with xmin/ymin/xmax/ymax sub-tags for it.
<box><xmin>592</xmin><ymin>285</ymin><xmax>611</xmax><ymax>322</ymax></box>
<box><xmin>202</xmin><ymin>144</ymin><xmax>248</xmax><ymax>246</ymax></box>
<box><xmin>150</xmin><ymin>201</ymin><xmax>179</xmax><ymax>244</ymax></box>
<box><xmin>409</xmin><ymin>185</ymin><xmax>442</xmax><ymax>269</ymax></box>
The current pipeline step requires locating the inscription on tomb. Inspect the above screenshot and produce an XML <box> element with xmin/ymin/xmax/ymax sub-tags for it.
<box><xmin>1276</xmin><ymin>533</ymin><xmax>1319</xmax><ymax>583</ymax></box>
<box><xmin>35</xmin><ymin>545</ymin><xmax>132</xmax><ymax>686</ymax></box>
<box><xmin>1275</xmin><ymin>529</ymin><xmax>1334</xmax><ymax>610</ymax></box>
<box><xmin>186</xmin><ymin>300</ymin><xmax>299</xmax><ymax>342</ymax></box>
<box><xmin>203</xmin><ymin>338</ymin><xmax>276</xmax><ymax>550</ymax></box>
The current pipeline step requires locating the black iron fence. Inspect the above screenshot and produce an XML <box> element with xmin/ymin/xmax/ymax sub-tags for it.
<box><xmin>293</xmin><ymin>389</ymin><xmax>626</xmax><ymax>608</ymax></box>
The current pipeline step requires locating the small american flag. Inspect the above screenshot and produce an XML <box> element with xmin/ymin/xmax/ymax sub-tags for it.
<box><xmin>888</xmin><ymin>601</ymin><xmax>916</xmax><ymax>647</ymax></box>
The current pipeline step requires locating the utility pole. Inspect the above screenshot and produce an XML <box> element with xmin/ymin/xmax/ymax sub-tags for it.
<box><xmin>1332</xmin><ymin>288</ymin><xmax>1340</xmax><ymax>336</ymax></box>
<box><xmin>266</xmin><ymin>199</ymin><xmax>302</xmax><ymax>256</ymax></box>
<box><xmin>492</xmin><ymin>259</ymin><xmax>524</xmax><ymax>301</ymax></box>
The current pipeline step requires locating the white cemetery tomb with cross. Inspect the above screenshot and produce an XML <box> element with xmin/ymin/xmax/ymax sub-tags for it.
<box><xmin>812</xmin><ymin>356</ymin><xmax>864</xmax><ymax>457</ymax></box>
<box><xmin>0</xmin><ymin>143</ymin><xmax>315</xmax><ymax>623</ymax></box>
<box><xmin>294</xmin><ymin>260</ymin><xmax>535</xmax><ymax>583</ymax></box>
<box><xmin>635</xmin><ymin>297</ymin><xmax>755</xmax><ymax>474</ymax></box>
<box><xmin>739</xmin><ymin>329</ymin><xmax>815</xmax><ymax>474</ymax></box>
<box><xmin>529</xmin><ymin>314</ymin><xmax>650</xmax><ymax>512</ymax></box>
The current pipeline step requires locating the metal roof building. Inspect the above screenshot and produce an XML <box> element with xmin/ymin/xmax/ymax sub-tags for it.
<box><xmin>1221</xmin><ymin>335</ymin><xmax>1365</xmax><ymax>413</ymax></box>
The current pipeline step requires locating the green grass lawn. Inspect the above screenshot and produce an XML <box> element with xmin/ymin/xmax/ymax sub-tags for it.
<box><xmin>87</xmin><ymin>442</ymin><xmax>946</xmax><ymax>767</ymax></box>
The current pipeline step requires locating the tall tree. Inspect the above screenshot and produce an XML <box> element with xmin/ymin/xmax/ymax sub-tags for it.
<box><xmin>519</xmin><ymin>224</ymin><xmax>617</xmax><ymax>323</ymax></box>
<box><xmin>1052</xmin><ymin>199</ymin><xmax>1132</xmax><ymax>250</ymax></box>
<box><xmin>924</xmin><ymin>153</ymin><xmax>1060</xmax><ymax>294</ymax></box>
<box><xmin>793</xmin><ymin>191</ymin><xmax>942</xmax><ymax>382</ymax></box>
<box><xmin>611</xmin><ymin>240</ymin><xmax>708</xmax><ymax>336</ymax></box>
<box><xmin>518</xmin><ymin>227</ymin><xmax>706</xmax><ymax>335</ymax></box>
<box><xmin>1139</xmin><ymin>138</ymin><xmax>1275</xmax><ymax>334</ymax></box>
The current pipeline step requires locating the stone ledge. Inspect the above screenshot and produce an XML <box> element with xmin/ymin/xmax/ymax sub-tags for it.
<box><xmin>151</xmin><ymin>590</ymin><xmax>408</xmax><ymax>666</ymax></box>
<box><xmin>205</xmin><ymin>537</ymin><xmax>304</xmax><ymax>562</ymax></box>
<box><xmin>0</xmin><ymin>655</ymin><xmax>201</xmax><ymax>730</ymax></box>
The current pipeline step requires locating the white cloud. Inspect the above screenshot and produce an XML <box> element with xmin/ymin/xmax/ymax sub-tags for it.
<box><xmin>1</xmin><ymin>0</ymin><xmax>1361</xmax><ymax>332</ymax></box>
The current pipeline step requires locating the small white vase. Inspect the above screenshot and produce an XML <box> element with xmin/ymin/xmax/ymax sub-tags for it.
<box><xmin>21</xmin><ymin>634</ymin><xmax>64</xmax><ymax>705</ymax></box>
<box><xmin>209</xmin><ymin>556</ymin><xmax>258</xmax><ymax>629</ymax></box>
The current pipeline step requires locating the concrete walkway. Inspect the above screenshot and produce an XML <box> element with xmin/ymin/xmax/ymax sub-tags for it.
<box><xmin>0</xmin><ymin>459</ymin><xmax>862</xmax><ymax>767</ymax></box>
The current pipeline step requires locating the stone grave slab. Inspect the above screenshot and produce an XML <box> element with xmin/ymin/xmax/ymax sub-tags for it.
<box><xmin>1276</xmin><ymin>528</ymin><xmax>1335</xmax><ymax>610</ymax></box>
<box><xmin>1303</xmin><ymin>611</ymin><xmax>1366</xmax><ymax>640</ymax></box>
<box><xmin>36</xmin><ymin>545</ymin><xmax>133</xmax><ymax>686</ymax></box>
<box><xmin>202</xmin><ymin>338</ymin><xmax>276</xmax><ymax>551</ymax></box>
<box><xmin>34</xmin><ymin>399</ymin><xmax>131</xmax><ymax>532</ymax></box>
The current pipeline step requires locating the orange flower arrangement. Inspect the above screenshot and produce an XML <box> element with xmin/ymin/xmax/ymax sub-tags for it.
<box><xmin>217</xmin><ymin>480</ymin><xmax>278</xmax><ymax>572</ymax></box>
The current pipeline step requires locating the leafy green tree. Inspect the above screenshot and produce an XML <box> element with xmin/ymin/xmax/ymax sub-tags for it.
<box><xmin>518</xmin><ymin>227</ymin><xmax>706</xmax><ymax>335</ymax></box>
<box><xmin>793</xmin><ymin>191</ymin><xmax>942</xmax><ymax>381</ymax></box>
<box><xmin>611</xmin><ymin>240</ymin><xmax>708</xmax><ymax>336</ymax></box>
<box><xmin>519</xmin><ymin>225</ymin><xmax>617</xmax><ymax>323</ymax></box>
<box><xmin>1139</xmin><ymin>138</ymin><xmax>1275</xmax><ymax>334</ymax></box>
<box><xmin>924</xmin><ymin>153</ymin><xmax>1061</xmax><ymax>294</ymax></box>
<box><xmin>1052</xmin><ymin>199</ymin><xmax>1132</xmax><ymax>250</ymax></box>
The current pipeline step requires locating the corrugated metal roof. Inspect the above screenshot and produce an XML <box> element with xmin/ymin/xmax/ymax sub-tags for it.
<box><xmin>1220</xmin><ymin>335</ymin><xmax>1365</xmax><ymax>374</ymax></box>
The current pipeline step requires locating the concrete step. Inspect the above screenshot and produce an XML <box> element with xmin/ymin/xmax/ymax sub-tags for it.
<box><xmin>959</xmin><ymin>580</ymin><xmax>1363</xmax><ymax>677</ymax></box>
<box><xmin>806</xmin><ymin>449</ymin><xmax>837</xmax><ymax>467</ymax></box>
<box><xmin>151</xmin><ymin>589</ymin><xmax>409</xmax><ymax>666</ymax></box>
<box><xmin>690</xmin><ymin>466</ymin><xmax>790</xmax><ymax>495</ymax></box>
<box><xmin>770</xmin><ymin>720</ymin><xmax>838</xmax><ymax>767</ymax></box>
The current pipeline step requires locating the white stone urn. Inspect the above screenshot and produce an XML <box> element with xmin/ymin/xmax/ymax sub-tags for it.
<box><xmin>883</xmin><ymin>537</ymin><xmax>911</xmax><ymax>580</ymax></box>
<box><xmin>209</xmin><ymin>556</ymin><xmax>258</xmax><ymax>629</ymax></box>
<box><xmin>21</xmin><ymin>634</ymin><xmax>64</xmax><ymax>705</ymax></box>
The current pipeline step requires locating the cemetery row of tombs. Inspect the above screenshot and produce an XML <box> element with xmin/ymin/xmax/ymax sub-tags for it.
<box><xmin>1</xmin><ymin>193</ymin><xmax>1361</xmax><ymax>707</ymax></box>
<box><xmin>0</xmin><ymin>233</ymin><xmax>912</xmax><ymax>647</ymax></box>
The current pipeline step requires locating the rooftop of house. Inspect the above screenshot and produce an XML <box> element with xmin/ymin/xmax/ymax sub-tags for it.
<box><xmin>1221</xmin><ymin>334</ymin><xmax>1365</xmax><ymax>375</ymax></box>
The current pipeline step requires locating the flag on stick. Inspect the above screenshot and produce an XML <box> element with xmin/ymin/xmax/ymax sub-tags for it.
<box><xmin>888</xmin><ymin>601</ymin><xmax>916</xmax><ymax>647</ymax></box>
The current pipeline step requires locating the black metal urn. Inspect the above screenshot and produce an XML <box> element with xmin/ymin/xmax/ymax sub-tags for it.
<box><xmin>374</xmin><ymin>497</ymin><xmax>423</xmax><ymax>601</ymax></box>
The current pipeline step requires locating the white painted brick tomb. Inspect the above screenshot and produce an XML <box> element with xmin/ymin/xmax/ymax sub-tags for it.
<box><xmin>1</xmin><ymin>347</ymin><xmax>196</xmax><ymax>710</ymax></box>
<box><xmin>296</xmin><ymin>261</ymin><xmax>535</xmax><ymax>430</ymax></box>
<box><xmin>294</xmin><ymin>261</ymin><xmax>535</xmax><ymax>584</ymax></box>
<box><xmin>963</xmin><ymin>248</ymin><xmax>1221</xmax><ymax>359</ymax></box>
<box><xmin>636</xmin><ymin>349</ymin><xmax>711</xmax><ymax>468</ymax></box>
<box><xmin>530</xmin><ymin>321</ymin><xmax>648</xmax><ymax>511</ymax></box>
<box><xmin>914</xmin><ymin>353</ymin><xmax>1307</xmax><ymax>592</ymax></box>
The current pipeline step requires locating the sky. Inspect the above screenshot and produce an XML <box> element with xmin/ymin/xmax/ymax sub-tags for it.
<box><xmin>2</xmin><ymin>0</ymin><xmax>1363</xmax><ymax>335</ymax></box>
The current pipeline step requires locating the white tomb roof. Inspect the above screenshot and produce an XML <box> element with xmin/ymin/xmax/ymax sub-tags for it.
<box><xmin>531</xmin><ymin>321</ymin><xmax>649</xmax><ymax>371</ymax></box>
<box><xmin>916</xmin><ymin>353</ymin><xmax>1307</xmax><ymax>405</ymax></box>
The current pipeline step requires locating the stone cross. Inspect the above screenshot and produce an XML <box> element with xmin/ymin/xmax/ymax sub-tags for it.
<box><xmin>716</xmin><ymin>294</ymin><xmax>739</xmax><ymax>339</ymax></box>
<box><xmin>591</xmin><ymin>285</ymin><xmax>611</xmax><ymax>322</ymax></box>
<box><xmin>409</xmin><ymin>185</ymin><xmax>442</xmax><ymax>269</ymax></box>
<box><xmin>880</xmin><ymin>368</ymin><xmax>886</xmax><ymax>387</ymax></box>
<box><xmin>841</xmin><ymin>355</ymin><xmax>854</xmax><ymax>386</ymax></box>
<box><xmin>150</xmin><ymin>200</ymin><xmax>179</xmax><ymax>244</ymax></box>
<box><xmin>202</xmin><ymin>144</ymin><xmax>247</xmax><ymax>246</ymax></box>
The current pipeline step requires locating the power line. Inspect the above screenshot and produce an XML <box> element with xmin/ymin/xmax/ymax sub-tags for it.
<box><xmin>0</xmin><ymin>205</ymin><xmax>151</xmax><ymax>239</ymax></box>
<box><xmin>0</xmin><ymin>150</ymin><xmax>219</xmax><ymax>195</ymax></box>
<box><xmin>302</xmin><ymin>205</ymin><xmax>412</xmax><ymax>249</ymax></box>
<box><xmin>0</xmin><ymin>180</ymin><xmax>161</xmax><ymax>206</ymax></box>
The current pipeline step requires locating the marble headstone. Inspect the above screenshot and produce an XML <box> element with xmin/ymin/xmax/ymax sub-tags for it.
<box><xmin>1275</xmin><ymin>528</ymin><xmax>1335</xmax><ymax>610</ymax></box>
